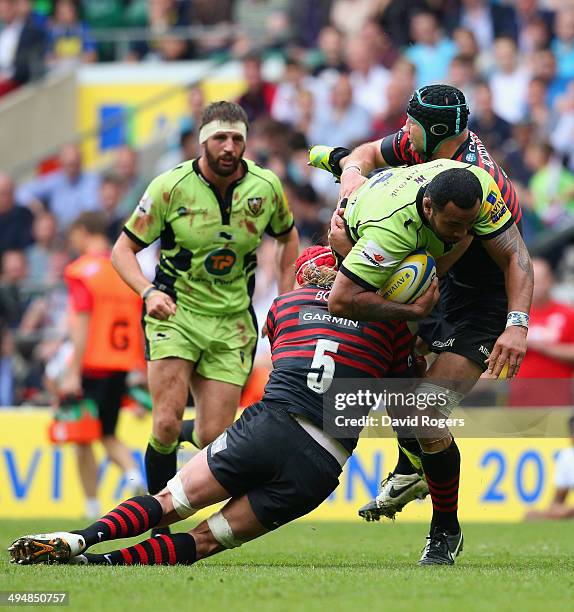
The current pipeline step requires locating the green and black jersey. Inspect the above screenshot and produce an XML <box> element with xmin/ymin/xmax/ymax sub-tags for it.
<box><xmin>341</xmin><ymin>158</ymin><xmax>513</xmax><ymax>291</ymax></box>
<box><xmin>124</xmin><ymin>158</ymin><xmax>294</xmax><ymax>315</ymax></box>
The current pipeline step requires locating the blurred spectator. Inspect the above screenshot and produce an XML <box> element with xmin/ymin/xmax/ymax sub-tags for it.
<box><xmin>16</xmin><ymin>143</ymin><xmax>101</xmax><ymax>228</ymax></box>
<box><xmin>502</xmin><ymin>120</ymin><xmax>536</xmax><ymax>187</ymax></box>
<box><xmin>128</xmin><ymin>0</ymin><xmax>190</xmax><ymax>62</ymax></box>
<box><xmin>187</xmin><ymin>0</ymin><xmax>234</xmax><ymax>58</ymax></box>
<box><xmin>237</xmin><ymin>53</ymin><xmax>276</xmax><ymax>123</ymax></box>
<box><xmin>514</xmin><ymin>0</ymin><xmax>554</xmax><ymax>55</ymax></box>
<box><xmin>284</xmin><ymin>181</ymin><xmax>327</xmax><ymax>244</ymax></box>
<box><xmin>97</xmin><ymin>171</ymin><xmax>125</xmax><ymax>241</ymax></box>
<box><xmin>308</xmin><ymin>72</ymin><xmax>372</xmax><ymax>147</ymax></box>
<box><xmin>46</xmin><ymin>0</ymin><xmax>97</xmax><ymax>68</ymax></box>
<box><xmin>488</xmin><ymin>36</ymin><xmax>529</xmax><ymax>124</ymax></box>
<box><xmin>526</xmin><ymin>142</ymin><xmax>574</xmax><ymax>228</ymax></box>
<box><xmin>346</xmin><ymin>37</ymin><xmax>390</xmax><ymax>118</ymax></box>
<box><xmin>370</xmin><ymin>78</ymin><xmax>408</xmax><ymax>139</ymax></box>
<box><xmin>551</xmin><ymin>82</ymin><xmax>574</xmax><ymax>172</ymax></box>
<box><xmin>310</xmin><ymin>24</ymin><xmax>347</xmax><ymax>83</ymax></box>
<box><xmin>447</xmin><ymin>54</ymin><xmax>478</xmax><ymax>110</ymax></box>
<box><xmin>518</xmin><ymin>259</ymin><xmax>574</xmax><ymax>379</ymax></box>
<box><xmin>468</xmin><ymin>81</ymin><xmax>512</xmax><ymax>154</ymax></box>
<box><xmin>405</xmin><ymin>10</ymin><xmax>457</xmax><ymax>86</ymax></box>
<box><xmin>376</xmin><ymin>0</ymin><xmax>427</xmax><ymax>49</ymax></box>
<box><xmin>287</xmin><ymin>0</ymin><xmax>333</xmax><ymax>49</ymax></box>
<box><xmin>389</xmin><ymin>56</ymin><xmax>416</xmax><ymax>94</ymax></box>
<box><xmin>79</xmin><ymin>0</ymin><xmax>124</xmax><ymax>61</ymax></box>
<box><xmin>526</xmin><ymin>76</ymin><xmax>553</xmax><ymax>136</ymax></box>
<box><xmin>446</xmin><ymin>0</ymin><xmax>517</xmax><ymax>51</ymax></box>
<box><xmin>113</xmin><ymin>145</ymin><xmax>147</xmax><ymax>217</ymax></box>
<box><xmin>525</xmin><ymin>416</ymin><xmax>574</xmax><ymax>521</ymax></box>
<box><xmin>360</xmin><ymin>19</ymin><xmax>399</xmax><ymax>70</ymax></box>
<box><xmin>156</xmin><ymin>127</ymin><xmax>197</xmax><ymax>174</ymax></box>
<box><xmin>271</xmin><ymin>56</ymin><xmax>326</xmax><ymax>127</ymax></box>
<box><xmin>0</xmin><ymin>0</ymin><xmax>47</xmax><ymax>96</ymax></box>
<box><xmin>25</xmin><ymin>211</ymin><xmax>57</xmax><ymax>288</ymax></box>
<box><xmin>552</xmin><ymin>7</ymin><xmax>574</xmax><ymax>81</ymax></box>
<box><xmin>0</xmin><ymin>249</ymin><xmax>30</xmax><ymax>329</ymax></box>
<box><xmin>451</xmin><ymin>27</ymin><xmax>488</xmax><ymax>74</ymax></box>
<box><xmin>330</xmin><ymin>0</ymin><xmax>377</xmax><ymax>38</ymax></box>
<box><xmin>0</xmin><ymin>173</ymin><xmax>34</xmax><ymax>256</ymax></box>
<box><xmin>179</xmin><ymin>83</ymin><xmax>205</xmax><ymax>136</ymax></box>
<box><xmin>530</xmin><ymin>47</ymin><xmax>569</xmax><ymax>110</ymax></box>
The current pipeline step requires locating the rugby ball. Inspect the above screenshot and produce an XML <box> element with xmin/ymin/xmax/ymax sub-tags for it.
<box><xmin>379</xmin><ymin>250</ymin><xmax>436</xmax><ymax>304</ymax></box>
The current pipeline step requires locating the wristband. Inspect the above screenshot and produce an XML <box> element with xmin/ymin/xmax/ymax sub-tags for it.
<box><xmin>506</xmin><ymin>311</ymin><xmax>529</xmax><ymax>329</ymax></box>
<box><xmin>141</xmin><ymin>285</ymin><xmax>157</xmax><ymax>300</ymax></box>
<box><xmin>341</xmin><ymin>164</ymin><xmax>362</xmax><ymax>176</ymax></box>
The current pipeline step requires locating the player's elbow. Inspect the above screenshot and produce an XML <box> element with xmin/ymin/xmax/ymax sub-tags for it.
<box><xmin>328</xmin><ymin>291</ymin><xmax>352</xmax><ymax>318</ymax></box>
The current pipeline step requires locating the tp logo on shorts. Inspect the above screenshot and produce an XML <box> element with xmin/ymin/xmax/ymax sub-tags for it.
<box><xmin>205</xmin><ymin>248</ymin><xmax>236</xmax><ymax>276</ymax></box>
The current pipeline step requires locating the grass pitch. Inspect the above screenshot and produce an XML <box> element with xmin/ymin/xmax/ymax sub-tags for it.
<box><xmin>2</xmin><ymin>520</ymin><xmax>573</xmax><ymax>611</ymax></box>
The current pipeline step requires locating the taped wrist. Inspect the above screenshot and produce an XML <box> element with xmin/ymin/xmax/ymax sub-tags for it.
<box><xmin>329</xmin><ymin>147</ymin><xmax>351</xmax><ymax>178</ymax></box>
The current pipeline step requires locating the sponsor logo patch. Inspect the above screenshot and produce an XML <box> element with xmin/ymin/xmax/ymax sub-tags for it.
<box><xmin>466</xmin><ymin>153</ymin><xmax>476</xmax><ymax>162</ymax></box>
<box><xmin>299</xmin><ymin>306</ymin><xmax>360</xmax><ymax>329</ymax></box>
<box><xmin>210</xmin><ymin>432</ymin><xmax>228</xmax><ymax>456</ymax></box>
<box><xmin>479</xmin><ymin>345</ymin><xmax>490</xmax><ymax>357</ymax></box>
<box><xmin>360</xmin><ymin>240</ymin><xmax>395</xmax><ymax>268</ymax></box>
<box><xmin>136</xmin><ymin>192</ymin><xmax>153</xmax><ymax>216</ymax></box>
<box><xmin>204</xmin><ymin>248</ymin><xmax>236</xmax><ymax>276</ymax></box>
<box><xmin>432</xmin><ymin>338</ymin><xmax>455</xmax><ymax>348</ymax></box>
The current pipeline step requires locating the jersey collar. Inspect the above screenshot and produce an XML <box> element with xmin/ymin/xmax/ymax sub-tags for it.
<box><xmin>452</xmin><ymin>133</ymin><xmax>472</xmax><ymax>161</ymax></box>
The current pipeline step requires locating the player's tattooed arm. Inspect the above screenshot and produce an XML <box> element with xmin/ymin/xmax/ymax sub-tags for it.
<box><xmin>483</xmin><ymin>223</ymin><xmax>534</xmax><ymax>313</ymax></box>
<box><xmin>328</xmin><ymin>272</ymin><xmax>439</xmax><ymax>322</ymax></box>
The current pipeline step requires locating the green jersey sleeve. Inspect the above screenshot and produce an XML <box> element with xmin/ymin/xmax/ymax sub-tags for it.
<box><xmin>473</xmin><ymin>179</ymin><xmax>513</xmax><ymax>239</ymax></box>
<box><xmin>123</xmin><ymin>173</ymin><xmax>170</xmax><ymax>246</ymax></box>
<box><xmin>265</xmin><ymin>174</ymin><xmax>294</xmax><ymax>237</ymax></box>
<box><xmin>339</xmin><ymin>226</ymin><xmax>407</xmax><ymax>291</ymax></box>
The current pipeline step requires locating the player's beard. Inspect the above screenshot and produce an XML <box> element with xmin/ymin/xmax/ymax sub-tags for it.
<box><xmin>205</xmin><ymin>146</ymin><xmax>243</xmax><ymax>177</ymax></box>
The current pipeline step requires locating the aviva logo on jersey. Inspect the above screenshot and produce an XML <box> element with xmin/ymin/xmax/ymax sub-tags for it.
<box><xmin>205</xmin><ymin>248</ymin><xmax>236</xmax><ymax>276</ymax></box>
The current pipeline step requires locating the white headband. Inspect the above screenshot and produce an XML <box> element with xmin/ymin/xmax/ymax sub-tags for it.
<box><xmin>199</xmin><ymin>120</ymin><xmax>247</xmax><ymax>144</ymax></box>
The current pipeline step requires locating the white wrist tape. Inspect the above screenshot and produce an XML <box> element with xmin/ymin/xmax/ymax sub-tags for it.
<box><xmin>199</xmin><ymin>120</ymin><xmax>247</xmax><ymax>143</ymax></box>
<box><xmin>506</xmin><ymin>311</ymin><xmax>529</xmax><ymax>329</ymax></box>
<box><xmin>341</xmin><ymin>164</ymin><xmax>362</xmax><ymax>175</ymax></box>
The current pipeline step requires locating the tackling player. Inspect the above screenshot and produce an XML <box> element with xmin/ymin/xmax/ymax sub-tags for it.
<box><xmin>326</xmin><ymin>160</ymin><xmax>532</xmax><ymax>562</ymax></box>
<box><xmin>8</xmin><ymin>247</ymin><xmax>441</xmax><ymax>567</ymax></box>
<box><xmin>110</xmin><ymin>101</ymin><xmax>299</xmax><ymax>531</ymax></box>
<box><xmin>310</xmin><ymin>84</ymin><xmax>526</xmax><ymax>522</ymax></box>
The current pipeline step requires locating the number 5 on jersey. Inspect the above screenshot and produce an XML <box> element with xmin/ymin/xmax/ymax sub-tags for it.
<box><xmin>307</xmin><ymin>339</ymin><xmax>340</xmax><ymax>394</ymax></box>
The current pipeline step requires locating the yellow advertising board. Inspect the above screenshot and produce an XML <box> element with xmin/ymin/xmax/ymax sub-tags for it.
<box><xmin>0</xmin><ymin>409</ymin><xmax>567</xmax><ymax>521</ymax></box>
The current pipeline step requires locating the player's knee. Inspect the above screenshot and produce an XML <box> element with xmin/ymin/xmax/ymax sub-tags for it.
<box><xmin>153</xmin><ymin>414</ymin><xmax>182</xmax><ymax>444</ymax></box>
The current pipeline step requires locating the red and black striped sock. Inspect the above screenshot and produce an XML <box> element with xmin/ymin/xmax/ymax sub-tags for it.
<box><xmin>421</xmin><ymin>440</ymin><xmax>460</xmax><ymax>535</ymax></box>
<box><xmin>73</xmin><ymin>496</ymin><xmax>163</xmax><ymax>548</ymax></box>
<box><xmin>84</xmin><ymin>533</ymin><xmax>196</xmax><ymax>565</ymax></box>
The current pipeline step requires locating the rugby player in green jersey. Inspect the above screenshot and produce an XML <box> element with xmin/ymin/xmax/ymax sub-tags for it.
<box><xmin>110</xmin><ymin>101</ymin><xmax>299</xmax><ymax>527</ymax></box>
<box><xmin>327</xmin><ymin>160</ymin><xmax>533</xmax><ymax>563</ymax></box>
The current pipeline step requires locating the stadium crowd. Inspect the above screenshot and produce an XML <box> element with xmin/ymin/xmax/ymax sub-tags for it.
<box><xmin>2</xmin><ymin>0</ymin><xmax>574</xmax><ymax>405</ymax></box>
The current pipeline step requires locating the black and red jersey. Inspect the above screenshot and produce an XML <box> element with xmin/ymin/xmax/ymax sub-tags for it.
<box><xmin>262</xmin><ymin>285</ymin><xmax>413</xmax><ymax>451</ymax></box>
<box><xmin>380</xmin><ymin>129</ymin><xmax>521</xmax><ymax>290</ymax></box>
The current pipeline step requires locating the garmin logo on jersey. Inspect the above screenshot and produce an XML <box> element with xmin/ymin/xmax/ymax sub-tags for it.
<box><xmin>204</xmin><ymin>248</ymin><xmax>236</xmax><ymax>276</ymax></box>
<box><xmin>299</xmin><ymin>306</ymin><xmax>359</xmax><ymax>329</ymax></box>
<box><xmin>360</xmin><ymin>240</ymin><xmax>395</xmax><ymax>268</ymax></box>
